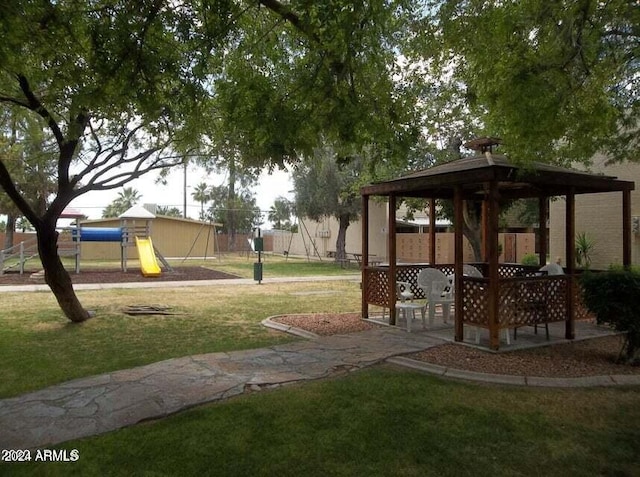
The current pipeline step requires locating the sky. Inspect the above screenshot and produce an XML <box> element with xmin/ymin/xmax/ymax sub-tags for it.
<box><xmin>66</xmin><ymin>165</ymin><xmax>294</xmax><ymax>225</ymax></box>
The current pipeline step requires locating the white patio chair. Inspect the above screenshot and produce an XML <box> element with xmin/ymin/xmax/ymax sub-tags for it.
<box><xmin>381</xmin><ymin>280</ymin><xmax>414</xmax><ymax>320</ymax></box>
<box><xmin>539</xmin><ymin>263</ymin><xmax>564</xmax><ymax>275</ymax></box>
<box><xmin>396</xmin><ymin>281</ymin><xmax>414</xmax><ymax>302</ymax></box>
<box><xmin>463</xmin><ymin>264</ymin><xmax>483</xmax><ymax>278</ymax></box>
<box><xmin>395</xmin><ymin>281</ymin><xmax>425</xmax><ymax>332</ymax></box>
<box><xmin>417</xmin><ymin>268</ymin><xmax>454</xmax><ymax>325</ymax></box>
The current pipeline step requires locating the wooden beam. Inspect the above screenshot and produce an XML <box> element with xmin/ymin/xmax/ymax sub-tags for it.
<box><xmin>538</xmin><ymin>195</ymin><xmax>548</xmax><ymax>267</ymax></box>
<box><xmin>488</xmin><ymin>181</ymin><xmax>501</xmax><ymax>350</ymax></box>
<box><xmin>388</xmin><ymin>194</ymin><xmax>397</xmax><ymax>325</ymax></box>
<box><xmin>623</xmin><ymin>189</ymin><xmax>632</xmax><ymax>269</ymax></box>
<box><xmin>454</xmin><ymin>186</ymin><xmax>464</xmax><ymax>342</ymax></box>
<box><xmin>429</xmin><ymin>198</ymin><xmax>436</xmax><ymax>265</ymax></box>
<box><xmin>361</xmin><ymin>194</ymin><xmax>369</xmax><ymax>319</ymax></box>
<box><xmin>482</xmin><ymin>199</ymin><xmax>489</xmax><ymax>262</ymax></box>
<box><xmin>565</xmin><ymin>190</ymin><xmax>575</xmax><ymax>340</ymax></box>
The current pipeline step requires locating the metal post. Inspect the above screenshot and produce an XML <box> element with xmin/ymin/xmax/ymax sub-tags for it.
<box><xmin>19</xmin><ymin>242</ymin><xmax>24</xmax><ymax>275</ymax></box>
<box><xmin>362</xmin><ymin>194</ymin><xmax>369</xmax><ymax>319</ymax></box>
<box><xmin>253</xmin><ymin>228</ymin><xmax>263</xmax><ymax>284</ymax></box>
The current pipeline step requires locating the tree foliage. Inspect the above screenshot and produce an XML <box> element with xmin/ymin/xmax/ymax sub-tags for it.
<box><xmin>581</xmin><ymin>270</ymin><xmax>640</xmax><ymax>364</ymax></box>
<box><xmin>205</xmin><ymin>184</ymin><xmax>262</xmax><ymax>236</ymax></box>
<box><xmin>427</xmin><ymin>0</ymin><xmax>640</xmax><ymax>164</ymax></box>
<box><xmin>268</xmin><ymin>197</ymin><xmax>295</xmax><ymax>231</ymax></box>
<box><xmin>102</xmin><ymin>187</ymin><xmax>142</xmax><ymax>218</ymax></box>
<box><xmin>293</xmin><ymin>145</ymin><xmax>362</xmax><ymax>260</ymax></box>
<box><xmin>0</xmin><ymin>109</ymin><xmax>57</xmax><ymax>248</ymax></box>
<box><xmin>156</xmin><ymin>205</ymin><xmax>183</xmax><ymax>218</ymax></box>
<box><xmin>208</xmin><ymin>0</ymin><xmax>422</xmax><ymax>171</ymax></box>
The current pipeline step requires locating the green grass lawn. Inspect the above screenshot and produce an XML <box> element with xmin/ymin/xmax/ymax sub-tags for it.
<box><xmin>1</xmin><ymin>276</ymin><xmax>639</xmax><ymax>476</ymax></box>
<box><xmin>53</xmin><ymin>253</ymin><xmax>360</xmax><ymax>278</ymax></box>
<box><xmin>0</xmin><ymin>280</ymin><xmax>361</xmax><ymax>397</ymax></box>
<box><xmin>4</xmin><ymin>367</ymin><xmax>639</xmax><ymax>477</ymax></box>
<box><xmin>198</xmin><ymin>253</ymin><xmax>360</xmax><ymax>278</ymax></box>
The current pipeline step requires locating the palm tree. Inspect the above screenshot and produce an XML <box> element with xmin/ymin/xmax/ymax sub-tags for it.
<box><xmin>156</xmin><ymin>205</ymin><xmax>182</xmax><ymax>217</ymax></box>
<box><xmin>191</xmin><ymin>182</ymin><xmax>210</xmax><ymax>220</ymax></box>
<box><xmin>268</xmin><ymin>197</ymin><xmax>293</xmax><ymax>230</ymax></box>
<box><xmin>102</xmin><ymin>187</ymin><xmax>142</xmax><ymax>218</ymax></box>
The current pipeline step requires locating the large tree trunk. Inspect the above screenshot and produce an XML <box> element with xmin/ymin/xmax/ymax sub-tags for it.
<box><xmin>3</xmin><ymin>213</ymin><xmax>15</xmax><ymax>250</ymax></box>
<box><xmin>228</xmin><ymin>157</ymin><xmax>236</xmax><ymax>252</ymax></box>
<box><xmin>462</xmin><ymin>201</ymin><xmax>483</xmax><ymax>261</ymax></box>
<box><xmin>335</xmin><ymin>214</ymin><xmax>350</xmax><ymax>261</ymax></box>
<box><xmin>36</xmin><ymin>222</ymin><xmax>91</xmax><ymax>323</ymax></box>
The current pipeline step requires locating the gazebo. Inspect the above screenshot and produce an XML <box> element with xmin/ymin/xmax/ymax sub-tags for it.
<box><xmin>360</xmin><ymin>139</ymin><xmax>635</xmax><ymax>349</ymax></box>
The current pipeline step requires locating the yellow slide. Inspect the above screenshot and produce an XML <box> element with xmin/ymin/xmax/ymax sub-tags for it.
<box><xmin>135</xmin><ymin>237</ymin><xmax>162</xmax><ymax>277</ymax></box>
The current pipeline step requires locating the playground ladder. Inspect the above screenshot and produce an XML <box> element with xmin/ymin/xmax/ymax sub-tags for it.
<box><xmin>153</xmin><ymin>244</ymin><xmax>174</xmax><ymax>272</ymax></box>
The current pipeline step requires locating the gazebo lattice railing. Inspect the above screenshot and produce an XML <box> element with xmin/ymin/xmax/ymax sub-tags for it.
<box><xmin>364</xmin><ymin>263</ymin><xmax>590</xmax><ymax>331</ymax></box>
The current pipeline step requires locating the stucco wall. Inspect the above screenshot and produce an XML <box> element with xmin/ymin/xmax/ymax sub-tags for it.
<box><xmin>272</xmin><ymin>202</ymin><xmax>389</xmax><ymax>260</ymax></box>
<box><xmin>549</xmin><ymin>155</ymin><xmax>640</xmax><ymax>269</ymax></box>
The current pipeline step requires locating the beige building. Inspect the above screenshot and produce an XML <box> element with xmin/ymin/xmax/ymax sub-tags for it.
<box><xmin>549</xmin><ymin>154</ymin><xmax>639</xmax><ymax>269</ymax></box>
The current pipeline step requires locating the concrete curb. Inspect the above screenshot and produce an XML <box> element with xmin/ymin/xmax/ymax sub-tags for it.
<box><xmin>387</xmin><ymin>356</ymin><xmax>640</xmax><ymax>387</ymax></box>
<box><xmin>261</xmin><ymin>316</ymin><xmax>321</xmax><ymax>340</ymax></box>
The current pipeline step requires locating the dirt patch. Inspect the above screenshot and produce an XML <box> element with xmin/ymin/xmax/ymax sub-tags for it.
<box><xmin>273</xmin><ymin>312</ymin><xmax>639</xmax><ymax>378</ymax></box>
<box><xmin>0</xmin><ymin>267</ymin><xmax>239</xmax><ymax>286</ymax></box>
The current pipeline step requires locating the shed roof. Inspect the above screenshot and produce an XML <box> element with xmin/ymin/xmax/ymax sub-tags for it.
<box><xmin>361</xmin><ymin>153</ymin><xmax>635</xmax><ymax>199</ymax></box>
<box><xmin>119</xmin><ymin>205</ymin><xmax>156</xmax><ymax>219</ymax></box>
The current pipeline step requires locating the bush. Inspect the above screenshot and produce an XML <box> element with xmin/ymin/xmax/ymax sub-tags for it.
<box><xmin>580</xmin><ymin>270</ymin><xmax>640</xmax><ymax>365</ymax></box>
<box><xmin>521</xmin><ymin>254</ymin><xmax>539</xmax><ymax>267</ymax></box>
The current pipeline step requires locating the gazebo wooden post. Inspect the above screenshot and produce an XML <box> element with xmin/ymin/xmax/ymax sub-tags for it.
<box><xmin>429</xmin><ymin>198</ymin><xmax>436</xmax><ymax>265</ymax></box>
<box><xmin>538</xmin><ymin>195</ymin><xmax>548</xmax><ymax>266</ymax></box>
<box><xmin>454</xmin><ymin>186</ymin><xmax>464</xmax><ymax>342</ymax></box>
<box><xmin>388</xmin><ymin>194</ymin><xmax>397</xmax><ymax>326</ymax></box>
<box><xmin>623</xmin><ymin>189</ymin><xmax>632</xmax><ymax>269</ymax></box>
<box><xmin>565</xmin><ymin>189</ymin><xmax>576</xmax><ymax>340</ymax></box>
<box><xmin>482</xmin><ymin>200</ymin><xmax>489</xmax><ymax>262</ymax></box>
<box><xmin>487</xmin><ymin>181</ymin><xmax>501</xmax><ymax>350</ymax></box>
<box><xmin>361</xmin><ymin>194</ymin><xmax>370</xmax><ymax>319</ymax></box>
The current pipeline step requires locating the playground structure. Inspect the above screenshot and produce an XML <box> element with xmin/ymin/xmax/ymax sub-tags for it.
<box><xmin>64</xmin><ymin>205</ymin><xmax>171</xmax><ymax>275</ymax></box>
<box><xmin>0</xmin><ymin>236</ymin><xmax>39</xmax><ymax>275</ymax></box>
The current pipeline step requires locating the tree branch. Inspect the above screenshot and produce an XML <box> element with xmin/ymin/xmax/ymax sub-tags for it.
<box><xmin>16</xmin><ymin>74</ymin><xmax>66</xmax><ymax>148</ymax></box>
<box><xmin>0</xmin><ymin>160</ymin><xmax>40</xmax><ymax>228</ymax></box>
<box><xmin>258</xmin><ymin>0</ymin><xmax>320</xmax><ymax>44</ymax></box>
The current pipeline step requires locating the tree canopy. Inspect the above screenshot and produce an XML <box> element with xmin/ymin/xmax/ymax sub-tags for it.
<box><xmin>0</xmin><ymin>0</ymin><xmax>422</xmax><ymax>322</ymax></box>
<box><xmin>426</xmin><ymin>0</ymin><xmax>639</xmax><ymax>165</ymax></box>
<box><xmin>3</xmin><ymin>0</ymin><xmax>636</xmax><ymax>323</ymax></box>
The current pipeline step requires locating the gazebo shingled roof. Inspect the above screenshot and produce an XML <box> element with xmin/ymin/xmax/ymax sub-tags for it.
<box><xmin>360</xmin><ymin>150</ymin><xmax>635</xmax><ymax>350</ymax></box>
<box><xmin>361</xmin><ymin>154</ymin><xmax>634</xmax><ymax>199</ymax></box>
